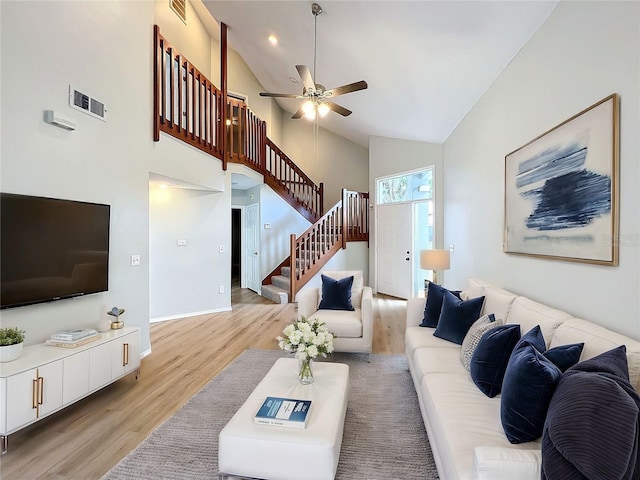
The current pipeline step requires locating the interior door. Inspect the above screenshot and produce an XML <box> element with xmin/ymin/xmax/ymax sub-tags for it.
<box><xmin>377</xmin><ymin>203</ymin><xmax>412</xmax><ymax>299</ymax></box>
<box><xmin>245</xmin><ymin>203</ymin><xmax>260</xmax><ymax>293</ymax></box>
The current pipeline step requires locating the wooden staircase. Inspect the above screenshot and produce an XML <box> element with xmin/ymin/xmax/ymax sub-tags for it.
<box><xmin>152</xmin><ymin>25</ymin><xmax>368</xmax><ymax>304</ymax></box>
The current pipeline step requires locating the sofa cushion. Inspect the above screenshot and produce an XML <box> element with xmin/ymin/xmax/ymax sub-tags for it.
<box><xmin>501</xmin><ymin>344</ymin><xmax>562</xmax><ymax>444</ymax></box>
<box><xmin>405</xmin><ymin>326</ymin><xmax>461</xmax><ymax>362</ymax></box>
<box><xmin>413</xmin><ymin>346</ymin><xmax>466</xmax><ymax>378</ymax></box>
<box><xmin>307</xmin><ymin>308</ymin><xmax>362</xmax><ymax>338</ymax></box>
<box><xmin>470</xmin><ymin>324</ymin><xmax>521</xmax><ymax>397</ymax></box>
<box><xmin>550</xmin><ymin>318</ymin><xmax>640</xmax><ymax>392</ymax></box>
<box><xmin>481</xmin><ymin>286</ymin><xmax>517</xmax><ymax>322</ymax></box>
<box><xmin>461</xmin><ymin>314</ymin><xmax>501</xmax><ymax>371</ymax></box>
<box><xmin>506</xmin><ymin>298</ymin><xmax>571</xmax><ymax>348</ymax></box>
<box><xmin>421</xmin><ymin>283</ymin><xmax>462</xmax><ymax>327</ymax></box>
<box><xmin>433</xmin><ymin>292</ymin><xmax>485</xmax><ymax>344</ymax></box>
<box><xmin>541</xmin><ymin>346</ymin><xmax>640</xmax><ymax>480</ymax></box>
<box><xmin>421</xmin><ymin>372</ymin><xmax>542</xmax><ymax>480</ymax></box>
<box><xmin>318</xmin><ymin>274</ymin><xmax>354</xmax><ymax>311</ymax></box>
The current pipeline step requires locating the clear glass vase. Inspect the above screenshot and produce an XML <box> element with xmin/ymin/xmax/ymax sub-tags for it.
<box><xmin>298</xmin><ymin>357</ymin><xmax>314</xmax><ymax>385</ymax></box>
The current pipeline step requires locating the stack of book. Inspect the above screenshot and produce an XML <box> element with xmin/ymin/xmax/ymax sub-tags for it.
<box><xmin>45</xmin><ymin>329</ymin><xmax>101</xmax><ymax>348</ymax></box>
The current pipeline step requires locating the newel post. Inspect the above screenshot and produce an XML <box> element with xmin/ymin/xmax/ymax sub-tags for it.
<box><xmin>220</xmin><ymin>22</ymin><xmax>228</xmax><ymax>171</ymax></box>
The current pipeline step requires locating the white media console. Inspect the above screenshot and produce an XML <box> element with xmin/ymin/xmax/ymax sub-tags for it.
<box><xmin>0</xmin><ymin>326</ymin><xmax>140</xmax><ymax>453</ymax></box>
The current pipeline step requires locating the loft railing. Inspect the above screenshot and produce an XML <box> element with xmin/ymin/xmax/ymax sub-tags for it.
<box><xmin>288</xmin><ymin>189</ymin><xmax>369</xmax><ymax>301</ymax></box>
<box><xmin>153</xmin><ymin>25</ymin><xmax>323</xmax><ymax>222</ymax></box>
<box><xmin>153</xmin><ymin>26</ymin><xmax>224</xmax><ymax>166</ymax></box>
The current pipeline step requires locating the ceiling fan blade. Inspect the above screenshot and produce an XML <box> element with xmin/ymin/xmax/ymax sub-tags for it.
<box><xmin>259</xmin><ymin>92</ymin><xmax>303</xmax><ymax>99</ymax></box>
<box><xmin>325</xmin><ymin>100</ymin><xmax>352</xmax><ymax>117</ymax></box>
<box><xmin>292</xmin><ymin>106</ymin><xmax>305</xmax><ymax>119</ymax></box>
<box><xmin>325</xmin><ymin>80</ymin><xmax>368</xmax><ymax>98</ymax></box>
<box><xmin>296</xmin><ymin>65</ymin><xmax>316</xmax><ymax>92</ymax></box>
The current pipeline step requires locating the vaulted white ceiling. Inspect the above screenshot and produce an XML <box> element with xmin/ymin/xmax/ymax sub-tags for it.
<box><xmin>203</xmin><ymin>1</ymin><xmax>558</xmax><ymax>147</ymax></box>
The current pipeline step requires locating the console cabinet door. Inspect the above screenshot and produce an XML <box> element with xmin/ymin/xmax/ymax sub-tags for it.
<box><xmin>111</xmin><ymin>332</ymin><xmax>140</xmax><ymax>379</ymax></box>
<box><xmin>90</xmin><ymin>342</ymin><xmax>113</xmax><ymax>391</ymax></box>
<box><xmin>63</xmin><ymin>350</ymin><xmax>90</xmax><ymax>405</ymax></box>
<box><xmin>6</xmin><ymin>362</ymin><xmax>63</xmax><ymax>432</ymax></box>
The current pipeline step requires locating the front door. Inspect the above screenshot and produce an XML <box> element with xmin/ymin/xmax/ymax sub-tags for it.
<box><xmin>245</xmin><ymin>203</ymin><xmax>260</xmax><ymax>293</ymax></box>
<box><xmin>377</xmin><ymin>202</ymin><xmax>412</xmax><ymax>299</ymax></box>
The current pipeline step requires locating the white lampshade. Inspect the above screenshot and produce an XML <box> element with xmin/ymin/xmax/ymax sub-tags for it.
<box><xmin>420</xmin><ymin>249</ymin><xmax>451</xmax><ymax>271</ymax></box>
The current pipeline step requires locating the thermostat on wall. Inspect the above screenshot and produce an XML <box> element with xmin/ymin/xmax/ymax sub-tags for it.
<box><xmin>43</xmin><ymin>110</ymin><xmax>76</xmax><ymax>130</ymax></box>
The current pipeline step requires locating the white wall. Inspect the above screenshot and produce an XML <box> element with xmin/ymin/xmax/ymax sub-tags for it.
<box><xmin>149</xmin><ymin>185</ymin><xmax>230</xmax><ymax>320</ymax></box>
<box><xmin>0</xmin><ymin>1</ymin><xmax>153</xmax><ymax>352</ymax></box>
<box><xmin>368</xmin><ymin>136</ymin><xmax>444</xmax><ymax>290</ymax></box>
<box><xmin>280</xmin><ymin>116</ymin><xmax>369</xmax><ymax>211</ymax></box>
<box><xmin>257</xmin><ymin>185</ymin><xmax>311</xmax><ymax>279</ymax></box>
<box><xmin>444</xmin><ymin>1</ymin><xmax>640</xmax><ymax>339</ymax></box>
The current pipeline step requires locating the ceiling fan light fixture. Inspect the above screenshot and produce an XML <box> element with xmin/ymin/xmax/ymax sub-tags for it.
<box><xmin>317</xmin><ymin>102</ymin><xmax>330</xmax><ymax>117</ymax></box>
<box><xmin>302</xmin><ymin>100</ymin><xmax>315</xmax><ymax>114</ymax></box>
<box><xmin>304</xmin><ymin>108</ymin><xmax>316</xmax><ymax>121</ymax></box>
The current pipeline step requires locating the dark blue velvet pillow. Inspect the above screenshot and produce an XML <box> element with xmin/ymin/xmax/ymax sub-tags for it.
<box><xmin>513</xmin><ymin>325</ymin><xmax>546</xmax><ymax>354</ymax></box>
<box><xmin>543</xmin><ymin>343</ymin><xmax>584</xmax><ymax>372</ymax></box>
<box><xmin>433</xmin><ymin>291</ymin><xmax>485</xmax><ymax>344</ymax></box>
<box><xmin>318</xmin><ymin>274</ymin><xmax>355</xmax><ymax>311</ymax></box>
<box><xmin>470</xmin><ymin>324</ymin><xmax>521</xmax><ymax>397</ymax></box>
<box><xmin>420</xmin><ymin>283</ymin><xmax>461</xmax><ymax>327</ymax></box>
<box><xmin>501</xmin><ymin>344</ymin><xmax>563</xmax><ymax>444</ymax></box>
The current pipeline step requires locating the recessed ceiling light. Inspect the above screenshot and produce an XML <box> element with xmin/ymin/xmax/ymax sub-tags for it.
<box><xmin>268</xmin><ymin>34</ymin><xmax>278</xmax><ymax>46</ymax></box>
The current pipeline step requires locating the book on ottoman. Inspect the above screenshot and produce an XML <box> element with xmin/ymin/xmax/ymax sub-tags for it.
<box><xmin>254</xmin><ymin>397</ymin><xmax>312</xmax><ymax>429</ymax></box>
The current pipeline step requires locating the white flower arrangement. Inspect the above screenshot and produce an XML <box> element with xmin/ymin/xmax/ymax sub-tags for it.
<box><xmin>277</xmin><ymin>317</ymin><xmax>334</xmax><ymax>360</ymax></box>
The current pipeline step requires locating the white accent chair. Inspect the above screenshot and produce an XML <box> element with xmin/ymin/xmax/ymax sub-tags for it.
<box><xmin>296</xmin><ymin>270</ymin><xmax>373</xmax><ymax>353</ymax></box>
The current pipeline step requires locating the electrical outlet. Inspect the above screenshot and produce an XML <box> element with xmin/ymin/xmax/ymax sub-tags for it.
<box><xmin>177</xmin><ymin>239</ymin><xmax>187</xmax><ymax>246</ymax></box>
<box><xmin>130</xmin><ymin>255</ymin><xmax>141</xmax><ymax>266</ymax></box>
<box><xmin>219</xmin><ymin>245</ymin><xmax>224</xmax><ymax>253</ymax></box>
<box><xmin>219</xmin><ymin>285</ymin><xmax>225</xmax><ymax>294</ymax></box>
<box><xmin>449</xmin><ymin>244</ymin><xmax>455</xmax><ymax>253</ymax></box>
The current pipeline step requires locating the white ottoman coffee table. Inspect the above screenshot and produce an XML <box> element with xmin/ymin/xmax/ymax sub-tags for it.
<box><xmin>218</xmin><ymin>357</ymin><xmax>349</xmax><ymax>480</ymax></box>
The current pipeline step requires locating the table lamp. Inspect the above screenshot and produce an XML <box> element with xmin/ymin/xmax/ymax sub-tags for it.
<box><xmin>420</xmin><ymin>249</ymin><xmax>450</xmax><ymax>288</ymax></box>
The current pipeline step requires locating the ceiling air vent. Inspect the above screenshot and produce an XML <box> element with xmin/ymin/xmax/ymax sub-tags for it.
<box><xmin>170</xmin><ymin>0</ymin><xmax>187</xmax><ymax>24</ymax></box>
<box><xmin>69</xmin><ymin>85</ymin><xmax>107</xmax><ymax>122</ymax></box>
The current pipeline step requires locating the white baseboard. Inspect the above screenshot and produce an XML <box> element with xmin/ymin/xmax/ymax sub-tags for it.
<box><xmin>150</xmin><ymin>307</ymin><xmax>232</xmax><ymax>324</ymax></box>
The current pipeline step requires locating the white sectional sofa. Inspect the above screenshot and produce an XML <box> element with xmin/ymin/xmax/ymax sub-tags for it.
<box><xmin>405</xmin><ymin>277</ymin><xmax>640</xmax><ymax>480</ymax></box>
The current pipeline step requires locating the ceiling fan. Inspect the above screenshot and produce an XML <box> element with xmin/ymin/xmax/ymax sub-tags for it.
<box><xmin>259</xmin><ymin>2</ymin><xmax>368</xmax><ymax>120</ymax></box>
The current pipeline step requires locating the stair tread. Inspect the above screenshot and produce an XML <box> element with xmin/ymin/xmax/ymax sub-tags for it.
<box><xmin>261</xmin><ymin>284</ymin><xmax>289</xmax><ymax>305</ymax></box>
<box><xmin>271</xmin><ymin>275</ymin><xmax>291</xmax><ymax>290</ymax></box>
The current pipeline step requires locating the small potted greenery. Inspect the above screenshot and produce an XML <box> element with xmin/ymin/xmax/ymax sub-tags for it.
<box><xmin>0</xmin><ymin>327</ymin><xmax>25</xmax><ymax>362</ymax></box>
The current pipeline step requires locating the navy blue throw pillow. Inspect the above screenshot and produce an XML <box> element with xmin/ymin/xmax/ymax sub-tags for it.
<box><xmin>513</xmin><ymin>325</ymin><xmax>546</xmax><ymax>354</ymax></box>
<box><xmin>318</xmin><ymin>274</ymin><xmax>355</xmax><ymax>311</ymax></box>
<box><xmin>543</xmin><ymin>343</ymin><xmax>584</xmax><ymax>372</ymax></box>
<box><xmin>501</xmin><ymin>344</ymin><xmax>562</xmax><ymax>444</ymax></box>
<box><xmin>420</xmin><ymin>283</ymin><xmax>461</xmax><ymax>327</ymax></box>
<box><xmin>433</xmin><ymin>291</ymin><xmax>485</xmax><ymax>344</ymax></box>
<box><xmin>470</xmin><ymin>324</ymin><xmax>521</xmax><ymax>398</ymax></box>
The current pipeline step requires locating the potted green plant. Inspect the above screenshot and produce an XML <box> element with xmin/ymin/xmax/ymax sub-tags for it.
<box><xmin>0</xmin><ymin>327</ymin><xmax>25</xmax><ymax>362</ymax></box>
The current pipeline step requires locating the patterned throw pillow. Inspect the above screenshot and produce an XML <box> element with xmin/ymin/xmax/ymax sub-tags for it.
<box><xmin>461</xmin><ymin>314</ymin><xmax>501</xmax><ymax>371</ymax></box>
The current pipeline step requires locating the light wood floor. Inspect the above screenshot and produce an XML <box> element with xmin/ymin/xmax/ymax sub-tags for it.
<box><xmin>0</xmin><ymin>286</ymin><xmax>407</xmax><ymax>479</ymax></box>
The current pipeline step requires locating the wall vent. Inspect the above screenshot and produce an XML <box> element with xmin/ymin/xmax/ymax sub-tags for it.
<box><xmin>170</xmin><ymin>0</ymin><xmax>187</xmax><ymax>24</ymax></box>
<box><xmin>69</xmin><ymin>85</ymin><xmax>107</xmax><ymax>122</ymax></box>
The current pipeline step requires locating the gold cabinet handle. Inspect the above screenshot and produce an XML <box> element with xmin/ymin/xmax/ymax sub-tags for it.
<box><xmin>32</xmin><ymin>379</ymin><xmax>38</xmax><ymax>409</ymax></box>
<box><xmin>123</xmin><ymin>343</ymin><xmax>129</xmax><ymax>366</ymax></box>
<box><xmin>38</xmin><ymin>377</ymin><xmax>44</xmax><ymax>405</ymax></box>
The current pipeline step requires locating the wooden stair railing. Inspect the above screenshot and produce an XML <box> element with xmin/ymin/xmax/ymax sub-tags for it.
<box><xmin>287</xmin><ymin>189</ymin><xmax>369</xmax><ymax>302</ymax></box>
<box><xmin>153</xmin><ymin>26</ymin><xmax>225</xmax><ymax>166</ymax></box>
<box><xmin>153</xmin><ymin>26</ymin><xmax>323</xmax><ymax>223</ymax></box>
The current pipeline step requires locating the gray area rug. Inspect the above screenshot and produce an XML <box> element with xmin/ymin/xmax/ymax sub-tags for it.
<box><xmin>103</xmin><ymin>349</ymin><xmax>438</xmax><ymax>480</ymax></box>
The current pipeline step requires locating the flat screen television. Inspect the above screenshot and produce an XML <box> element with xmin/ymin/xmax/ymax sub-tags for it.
<box><xmin>1</xmin><ymin>193</ymin><xmax>110</xmax><ymax>309</ymax></box>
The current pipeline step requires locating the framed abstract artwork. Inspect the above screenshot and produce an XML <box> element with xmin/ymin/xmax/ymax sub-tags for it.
<box><xmin>504</xmin><ymin>94</ymin><xmax>619</xmax><ymax>265</ymax></box>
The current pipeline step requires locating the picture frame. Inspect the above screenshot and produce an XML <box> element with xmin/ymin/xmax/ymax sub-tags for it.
<box><xmin>504</xmin><ymin>94</ymin><xmax>619</xmax><ymax>265</ymax></box>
